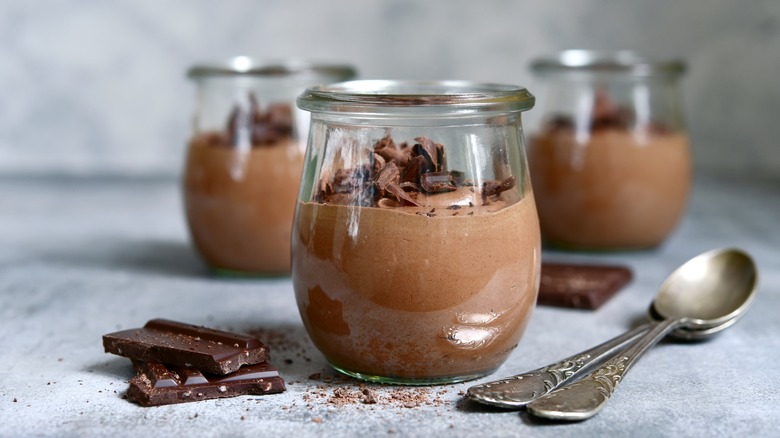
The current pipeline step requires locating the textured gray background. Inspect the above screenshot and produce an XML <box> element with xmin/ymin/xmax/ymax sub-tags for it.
<box><xmin>1</xmin><ymin>0</ymin><xmax>779</xmax><ymax>177</ymax></box>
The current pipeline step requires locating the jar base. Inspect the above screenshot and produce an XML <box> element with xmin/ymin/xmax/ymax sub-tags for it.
<box><xmin>208</xmin><ymin>266</ymin><xmax>291</xmax><ymax>278</ymax></box>
<box><xmin>329</xmin><ymin>363</ymin><xmax>497</xmax><ymax>386</ymax></box>
<box><xmin>542</xmin><ymin>238</ymin><xmax>663</xmax><ymax>253</ymax></box>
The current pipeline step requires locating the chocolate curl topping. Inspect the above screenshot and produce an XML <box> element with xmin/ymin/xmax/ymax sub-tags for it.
<box><xmin>225</xmin><ymin>92</ymin><xmax>294</xmax><ymax>147</ymax></box>
<box><xmin>374</xmin><ymin>135</ymin><xmax>412</xmax><ymax>167</ymax></box>
<box><xmin>412</xmin><ymin>136</ymin><xmax>446</xmax><ymax>173</ymax></box>
<box><xmin>375</xmin><ymin>161</ymin><xmax>419</xmax><ymax>206</ymax></box>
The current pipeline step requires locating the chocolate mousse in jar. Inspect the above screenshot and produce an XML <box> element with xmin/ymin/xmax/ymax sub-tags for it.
<box><xmin>528</xmin><ymin>50</ymin><xmax>691</xmax><ymax>250</ymax></box>
<box><xmin>183</xmin><ymin>58</ymin><xmax>355</xmax><ymax>275</ymax></box>
<box><xmin>293</xmin><ymin>80</ymin><xmax>541</xmax><ymax>384</ymax></box>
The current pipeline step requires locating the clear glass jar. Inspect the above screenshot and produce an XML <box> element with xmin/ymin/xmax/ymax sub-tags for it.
<box><xmin>293</xmin><ymin>80</ymin><xmax>541</xmax><ymax>384</ymax></box>
<box><xmin>528</xmin><ymin>50</ymin><xmax>691</xmax><ymax>250</ymax></box>
<box><xmin>183</xmin><ymin>58</ymin><xmax>355</xmax><ymax>275</ymax></box>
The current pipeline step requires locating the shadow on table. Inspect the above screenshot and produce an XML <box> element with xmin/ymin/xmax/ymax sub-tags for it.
<box><xmin>84</xmin><ymin>356</ymin><xmax>136</xmax><ymax>380</ymax></box>
<box><xmin>46</xmin><ymin>238</ymin><xmax>210</xmax><ymax>279</ymax></box>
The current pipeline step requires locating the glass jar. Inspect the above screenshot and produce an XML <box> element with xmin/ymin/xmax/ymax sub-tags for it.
<box><xmin>528</xmin><ymin>50</ymin><xmax>691</xmax><ymax>250</ymax></box>
<box><xmin>293</xmin><ymin>80</ymin><xmax>541</xmax><ymax>384</ymax></box>
<box><xmin>183</xmin><ymin>58</ymin><xmax>355</xmax><ymax>275</ymax></box>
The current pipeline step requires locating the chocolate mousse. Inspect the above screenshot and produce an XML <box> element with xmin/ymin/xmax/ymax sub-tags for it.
<box><xmin>528</xmin><ymin>93</ymin><xmax>691</xmax><ymax>249</ymax></box>
<box><xmin>292</xmin><ymin>135</ymin><xmax>541</xmax><ymax>382</ymax></box>
<box><xmin>183</xmin><ymin>94</ymin><xmax>304</xmax><ymax>274</ymax></box>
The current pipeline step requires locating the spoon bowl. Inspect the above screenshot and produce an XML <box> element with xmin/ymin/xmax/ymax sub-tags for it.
<box><xmin>653</xmin><ymin>248</ymin><xmax>758</xmax><ymax>328</ymax></box>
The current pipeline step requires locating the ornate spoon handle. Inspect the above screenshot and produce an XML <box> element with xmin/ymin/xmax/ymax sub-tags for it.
<box><xmin>526</xmin><ymin>318</ymin><xmax>682</xmax><ymax>420</ymax></box>
<box><xmin>466</xmin><ymin>324</ymin><xmax>649</xmax><ymax>408</ymax></box>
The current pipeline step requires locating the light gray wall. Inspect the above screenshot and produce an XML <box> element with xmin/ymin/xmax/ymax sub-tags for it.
<box><xmin>1</xmin><ymin>0</ymin><xmax>778</xmax><ymax>177</ymax></box>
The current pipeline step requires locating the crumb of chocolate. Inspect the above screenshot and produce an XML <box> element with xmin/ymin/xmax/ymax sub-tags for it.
<box><xmin>300</xmin><ymin>380</ymin><xmax>446</xmax><ymax>410</ymax></box>
<box><xmin>312</xmin><ymin>417</ymin><xmax>323</xmax><ymax>423</ymax></box>
<box><xmin>362</xmin><ymin>388</ymin><xmax>377</xmax><ymax>404</ymax></box>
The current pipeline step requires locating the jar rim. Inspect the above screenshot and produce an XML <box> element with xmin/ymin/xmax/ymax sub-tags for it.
<box><xmin>187</xmin><ymin>56</ymin><xmax>357</xmax><ymax>79</ymax></box>
<box><xmin>297</xmin><ymin>80</ymin><xmax>536</xmax><ymax>114</ymax></box>
<box><xmin>530</xmin><ymin>50</ymin><xmax>686</xmax><ymax>76</ymax></box>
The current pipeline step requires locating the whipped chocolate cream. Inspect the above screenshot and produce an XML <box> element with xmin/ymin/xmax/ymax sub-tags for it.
<box><xmin>183</xmin><ymin>96</ymin><xmax>303</xmax><ymax>274</ymax></box>
<box><xmin>292</xmin><ymin>135</ymin><xmax>541</xmax><ymax>381</ymax></box>
<box><xmin>528</xmin><ymin>94</ymin><xmax>691</xmax><ymax>249</ymax></box>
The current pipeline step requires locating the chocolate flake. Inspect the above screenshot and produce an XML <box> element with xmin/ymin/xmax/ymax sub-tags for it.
<box><xmin>413</xmin><ymin>136</ymin><xmax>446</xmax><ymax>172</ymax></box>
<box><xmin>374</xmin><ymin>135</ymin><xmax>412</xmax><ymax>167</ymax></box>
<box><xmin>481</xmin><ymin>176</ymin><xmax>516</xmax><ymax>204</ymax></box>
<box><xmin>375</xmin><ymin>162</ymin><xmax>419</xmax><ymax>206</ymax></box>
<box><xmin>224</xmin><ymin>92</ymin><xmax>293</xmax><ymax>148</ymax></box>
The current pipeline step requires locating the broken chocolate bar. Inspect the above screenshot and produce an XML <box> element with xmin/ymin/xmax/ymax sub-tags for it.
<box><xmin>537</xmin><ymin>262</ymin><xmax>633</xmax><ymax>309</ymax></box>
<box><xmin>103</xmin><ymin>319</ymin><xmax>269</xmax><ymax>375</ymax></box>
<box><xmin>127</xmin><ymin>361</ymin><xmax>285</xmax><ymax>407</ymax></box>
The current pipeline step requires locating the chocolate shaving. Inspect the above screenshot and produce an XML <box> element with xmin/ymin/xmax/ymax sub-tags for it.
<box><xmin>225</xmin><ymin>92</ymin><xmax>294</xmax><ymax>148</ymax></box>
<box><xmin>317</xmin><ymin>165</ymin><xmax>376</xmax><ymax>206</ymax></box>
<box><xmin>401</xmin><ymin>155</ymin><xmax>428</xmax><ymax>186</ymax></box>
<box><xmin>412</xmin><ymin>137</ymin><xmax>445</xmax><ymax>173</ymax></box>
<box><xmin>482</xmin><ymin>176</ymin><xmax>516</xmax><ymax>204</ymax></box>
<box><xmin>375</xmin><ymin>161</ymin><xmax>400</xmax><ymax>189</ymax></box>
<box><xmin>375</xmin><ymin>162</ymin><xmax>419</xmax><ymax>206</ymax></box>
<box><xmin>374</xmin><ymin>135</ymin><xmax>412</xmax><ymax>167</ymax></box>
<box><xmin>372</xmin><ymin>153</ymin><xmax>387</xmax><ymax>175</ymax></box>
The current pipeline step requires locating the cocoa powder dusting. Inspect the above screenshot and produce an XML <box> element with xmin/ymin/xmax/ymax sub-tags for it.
<box><xmin>300</xmin><ymin>372</ymin><xmax>448</xmax><ymax>409</ymax></box>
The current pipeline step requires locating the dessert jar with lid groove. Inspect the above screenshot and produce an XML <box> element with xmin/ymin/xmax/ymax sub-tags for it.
<box><xmin>528</xmin><ymin>50</ymin><xmax>691</xmax><ymax>250</ymax></box>
<box><xmin>183</xmin><ymin>58</ymin><xmax>355</xmax><ymax>275</ymax></box>
<box><xmin>293</xmin><ymin>80</ymin><xmax>541</xmax><ymax>385</ymax></box>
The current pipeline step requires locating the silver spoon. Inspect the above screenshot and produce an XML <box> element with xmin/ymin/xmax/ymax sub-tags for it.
<box><xmin>466</xmin><ymin>252</ymin><xmax>743</xmax><ymax>409</ymax></box>
<box><xmin>465</xmin><ymin>324</ymin><xmax>649</xmax><ymax>408</ymax></box>
<box><xmin>526</xmin><ymin>248</ymin><xmax>758</xmax><ymax>421</ymax></box>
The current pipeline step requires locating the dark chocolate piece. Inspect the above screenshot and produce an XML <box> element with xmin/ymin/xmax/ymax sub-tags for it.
<box><xmin>537</xmin><ymin>262</ymin><xmax>633</xmax><ymax>310</ymax></box>
<box><xmin>127</xmin><ymin>361</ymin><xmax>285</xmax><ymax>407</ymax></box>
<box><xmin>103</xmin><ymin>319</ymin><xmax>269</xmax><ymax>375</ymax></box>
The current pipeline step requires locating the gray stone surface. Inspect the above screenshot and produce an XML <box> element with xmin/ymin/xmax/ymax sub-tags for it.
<box><xmin>1</xmin><ymin>173</ymin><xmax>779</xmax><ymax>437</ymax></box>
